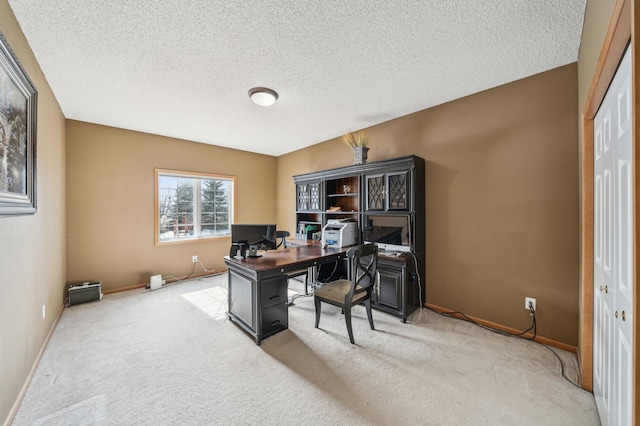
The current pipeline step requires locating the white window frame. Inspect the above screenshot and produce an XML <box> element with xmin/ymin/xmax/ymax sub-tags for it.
<box><xmin>154</xmin><ymin>168</ymin><xmax>235</xmax><ymax>245</ymax></box>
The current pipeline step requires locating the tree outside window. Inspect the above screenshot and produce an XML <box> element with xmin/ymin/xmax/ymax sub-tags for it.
<box><xmin>155</xmin><ymin>169</ymin><xmax>234</xmax><ymax>244</ymax></box>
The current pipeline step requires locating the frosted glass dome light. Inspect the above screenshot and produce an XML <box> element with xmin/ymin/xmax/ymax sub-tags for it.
<box><xmin>248</xmin><ymin>87</ymin><xmax>278</xmax><ymax>106</ymax></box>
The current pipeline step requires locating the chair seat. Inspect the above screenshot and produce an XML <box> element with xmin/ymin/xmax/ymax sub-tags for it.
<box><xmin>315</xmin><ymin>280</ymin><xmax>367</xmax><ymax>304</ymax></box>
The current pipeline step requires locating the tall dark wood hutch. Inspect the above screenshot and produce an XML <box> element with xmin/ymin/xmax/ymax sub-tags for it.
<box><xmin>293</xmin><ymin>155</ymin><xmax>425</xmax><ymax>321</ymax></box>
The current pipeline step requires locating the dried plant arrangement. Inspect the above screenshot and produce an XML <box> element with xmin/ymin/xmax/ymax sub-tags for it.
<box><xmin>341</xmin><ymin>131</ymin><xmax>369</xmax><ymax>148</ymax></box>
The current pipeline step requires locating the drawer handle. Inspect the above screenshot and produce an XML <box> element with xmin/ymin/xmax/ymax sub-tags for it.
<box><xmin>269</xmin><ymin>295</ymin><xmax>281</xmax><ymax>300</ymax></box>
<box><xmin>270</xmin><ymin>320</ymin><xmax>281</xmax><ymax>326</ymax></box>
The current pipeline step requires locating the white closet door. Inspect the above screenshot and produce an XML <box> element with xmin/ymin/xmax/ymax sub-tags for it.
<box><xmin>594</xmin><ymin>77</ymin><xmax>614</xmax><ymax>425</ymax></box>
<box><xmin>593</xmin><ymin>44</ymin><xmax>634</xmax><ymax>426</ymax></box>
<box><xmin>613</xmin><ymin>46</ymin><xmax>633</xmax><ymax>426</ymax></box>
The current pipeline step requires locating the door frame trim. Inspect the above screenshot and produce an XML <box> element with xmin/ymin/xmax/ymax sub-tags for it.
<box><xmin>580</xmin><ymin>0</ymin><xmax>637</xmax><ymax>421</ymax></box>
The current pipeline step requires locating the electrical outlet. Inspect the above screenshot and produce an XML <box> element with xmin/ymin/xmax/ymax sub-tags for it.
<box><xmin>525</xmin><ymin>297</ymin><xmax>536</xmax><ymax>312</ymax></box>
<box><xmin>192</xmin><ymin>255</ymin><xmax>198</xmax><ymax>263</ymax></box>
<box><xmin>42</xmin><ymin>304</ymin><xmax>46</xmax><ymax>319</ymax></box>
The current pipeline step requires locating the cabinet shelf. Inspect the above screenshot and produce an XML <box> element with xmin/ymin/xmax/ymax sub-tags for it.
<box><xmin>327</xmin><ymin>193</ymin><xmax>359</xmax><ymax>198</ymax></box>
<box><xmin>325</xmin><ymin>211</ymin><xmax>358</xmax><ymax>214</ymax></box>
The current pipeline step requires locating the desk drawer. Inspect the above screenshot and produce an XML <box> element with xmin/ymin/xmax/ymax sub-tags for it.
<box><xmin>261</xmin><ymin>303</ymin><xmax>288</xmax><ymax>337</ymax></box>
<box><xmin>260</xmin><ymin>278</ymin><xmax>287</xmax><ymax>309</ymax></box>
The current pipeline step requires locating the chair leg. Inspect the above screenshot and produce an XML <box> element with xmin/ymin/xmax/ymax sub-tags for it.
<box><xmin>365</xmin><ymin>299</ymin><xmax>375</xmax><ymax>330</ymax></box>
<box><xmin>344</xmin><ymin>307</ymin><xmax>355</xmax><ymax>344</ymax></box>
<box><xmin>314</xmin><ymin>297</ymin><xmax>321</xmax><ymax>328</ymax></box>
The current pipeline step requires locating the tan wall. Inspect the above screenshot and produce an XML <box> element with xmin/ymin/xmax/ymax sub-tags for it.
<box><xmin>278</xmin><ymin>64</ymin><xmax>580</xmax><ymax>345</ymax></box>
<box><xmin>66</xmin><ymin>121</ymin><xmax>277</xmax><ymax>291</ymax></box>
<box><xmin>0</xmin><ymin>1</ymin><xmax>67</xmax><ymax>423</ymax></box>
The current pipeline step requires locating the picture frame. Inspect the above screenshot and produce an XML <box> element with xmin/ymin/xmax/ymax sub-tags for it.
<box><xmin>0</xmin><ymin>31</ymin><xmax>37</xmax><ymax>216</ymax></box>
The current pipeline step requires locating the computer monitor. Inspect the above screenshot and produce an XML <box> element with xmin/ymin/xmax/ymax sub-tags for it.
<box><xmin>231</xmin><ymin>224</ymin><xmax>277</xmax><ymax>251</ymax></box>
<box><xmin>363</xmin><ymin>214</ymin><xmax>412</xmax><ymax>253</ymax></box>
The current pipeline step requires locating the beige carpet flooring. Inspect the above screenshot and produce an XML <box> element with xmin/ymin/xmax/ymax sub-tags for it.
<box><xmin>12</xmin><ymin>274</ymin><xmax>599</xmax><ymax>425</ymax></box>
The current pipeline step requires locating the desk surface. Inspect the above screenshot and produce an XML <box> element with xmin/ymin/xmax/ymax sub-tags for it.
<box><xmin>225</xmin><ymin>242</ymin><xmax>350</xmax><ymax>273</ymax></box>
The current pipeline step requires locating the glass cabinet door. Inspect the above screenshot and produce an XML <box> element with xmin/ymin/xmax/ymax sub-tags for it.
<box><xmin>365</xmin><ymin>174</ymin><xmax>385</xmax><ymax>211</ymax></box>
<box><xmin>366</xmin><ymin>171</ymin><xmax>410</xmax><ymax>211</ymax></box>
<box><xmin>387</xmin><ymin>171</ymin><xmax>409</xmax><ymax>210</ymax></box>
<box><xmin>308</xmin><ymin>182</ymin><xmax>321</xmax><ymax>211</ymax></box>
<box><xmin>296</xmin><ymin>182</ymin><xmax>322</xmax><ymax>211</ymax></box>
<box><xmin>296</xmin><ymin>184</ymin><xmax>309</xmax><ymax>211</ymax></box>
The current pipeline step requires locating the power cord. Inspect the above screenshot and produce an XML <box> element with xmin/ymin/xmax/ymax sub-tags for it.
<box><xmin>404</xmin><ymin>251</ymin><xmax>423</xmax><ymax>325</ymax></box>
<box><xmin>206</xmin><ymin>273</ymin><xmax>229</xmax><ymax>319</ymax></box>
<box><xmin>426</xmin><ymin>304</ymin><xmax>588</xmax><ymax>391</ymax></box>
<box><xmin>288</xmin><ymin>288</ymin><xmax>313</xmax><ymax>305</ymax></box>
<box><xmin>287</xmin><ymin>265</ymin><xmax>327</xmax><ymax>305</ymax></box>
<box><xmin>146</xmin><ymin>259</ymin><xmax>217</xmax><ymax>290</ymax></box>
<box><xmin>312</xmin><ymin>261</ymin><xmax>339</xmax><ymax>287</ymax></box>
<box><xmin>197</xmin><ymin>259</ymin><xmax>214</xmax><ymax>273</ymax></box>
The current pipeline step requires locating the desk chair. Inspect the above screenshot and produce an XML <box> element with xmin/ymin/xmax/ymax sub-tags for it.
<box><xmin>275</xmin><ymin>230</ymin><xmax>290</xmax><ymax>249</ymax></box>
<box><xmin>314</xmin><ymin>243</ymin><xmax>378</xmax><ymax>344</ymax></box>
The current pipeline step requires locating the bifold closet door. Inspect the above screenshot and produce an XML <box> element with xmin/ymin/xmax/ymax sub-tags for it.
<box><xmin>593</xmin><ymin>44</ymin><xmax>633</xmax><ymax>426</ymax></box>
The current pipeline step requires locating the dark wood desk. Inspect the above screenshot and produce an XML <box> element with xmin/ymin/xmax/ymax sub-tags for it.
<box><xmin>224</xmin><ymin>242</ymin><xmax>350</xmax><ymax>344</ymax></box>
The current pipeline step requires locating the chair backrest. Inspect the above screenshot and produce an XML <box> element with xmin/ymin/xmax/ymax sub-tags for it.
<box><xmin>346</xmin><ymin>243</ymin><xmax>378</xmax><ymax>297</ymax></box>
<box><xmin>275</xmin><ymin>230</ymin><xmax>290</xmax><ymax>249</ymax></box>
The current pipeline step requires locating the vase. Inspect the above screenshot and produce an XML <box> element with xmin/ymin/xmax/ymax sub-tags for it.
<box><xmin>353</xmin><ymin>146</ymin><xmax>369</xmax><ymax>165</ymax></box>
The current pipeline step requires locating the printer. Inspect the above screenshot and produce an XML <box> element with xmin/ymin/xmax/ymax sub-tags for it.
<box><xmin>321</xmin><ymin>219</ymin><xmax>358</xmax><ymax>248</ymax></box>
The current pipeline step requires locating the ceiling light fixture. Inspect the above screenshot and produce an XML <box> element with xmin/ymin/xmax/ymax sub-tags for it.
<box><xmin>248</xmin><ymin>87</ymin><xmax>278</xmax><ymax>107</ymax></box>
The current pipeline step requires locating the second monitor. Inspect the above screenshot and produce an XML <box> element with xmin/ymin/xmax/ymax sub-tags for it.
<box><xmin>230</xmin><ymin>224</ymin><xmax>277</xmax><ymax>257</ymax></box>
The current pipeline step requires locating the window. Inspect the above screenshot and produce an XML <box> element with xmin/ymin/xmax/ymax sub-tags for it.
<box><xmin>155</xmin><ymin>169</ymin><xmax>234</xmax><ymax>244</ymax></box>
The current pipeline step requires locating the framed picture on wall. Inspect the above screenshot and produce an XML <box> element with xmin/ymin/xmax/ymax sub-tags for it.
<box><xmin>0</xmin><ymin>31</ymin><xmax>37</xmax><ymax>216</ymax></box>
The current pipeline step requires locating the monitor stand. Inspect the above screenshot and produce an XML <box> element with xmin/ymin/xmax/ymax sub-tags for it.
<box><xmin>247</xmin><ymin>245</ymin><xmax>261</xmax><ymax>258</ymax></box>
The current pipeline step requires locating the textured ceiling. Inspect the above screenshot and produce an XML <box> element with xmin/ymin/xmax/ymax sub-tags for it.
<box><xmin>8</xmin><ymin>1</ymin><xmax>586</xmax><ymax>156</ymax></box>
